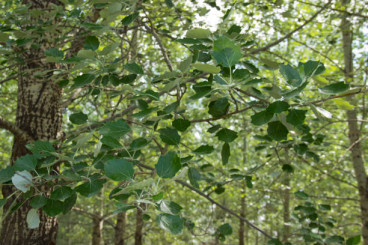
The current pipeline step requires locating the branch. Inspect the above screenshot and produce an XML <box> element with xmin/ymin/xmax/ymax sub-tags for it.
<box><xmin>251</xmin><ymin>0</ymin><xmax>332</xmax><ymax>54</ymax></box>
<box><xmin>190</xmin><ymin>106</ymin><xmax>255</xmax><ymax>123</ymax></box>
<box><xmin>0</xmin><ymin>116</ymin><xmax>33</xmax><ymax>142</ymax></box>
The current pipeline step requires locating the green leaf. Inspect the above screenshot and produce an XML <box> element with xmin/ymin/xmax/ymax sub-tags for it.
<box><xmin>319</xmin><ymin>82</ymin><xmax>350</xmax><ymax>95</ymax></box>
<box><xmin>267</xmin><ymin>101</ymin><xmax>290</xmax><ymax>113</ymax></box>
<box><xmin>159</xmin><ymin>128</ymin><xmax>181</xmax><ymax>145</ymax></box>
<box><xmin>12</xmin><ymin>171</ymin><xmax>32</xmax><ymax>193</ymax></box>
<box><xmin>99</xmin><ymin>43</ymin><xmax>119</xmax><ymax>55</ymax></box>
<box><xmin>14</xmin><ymin>154</ymin><xmax>37</xmax><ymax>171</ymax></box>
<box><xmin>217</xmin><ymin>223</ymin><xmax>232</xmax><ymax>236</ymax></box>
<box><xmin>63</xmin><ymin>192</ymin><xmax>77</xmax><ymax>214</ymax></box>
<box><xmin>221</xmin><ymin>143</ymin><xmax>230</xmax><ymax>165</ymax></box>
<box><xmin>212</xmin><ymin>36</ymin><xmax>242</xmax><ymax>67</ymax></box>
<box><xmin>172</xmin><ymin>119</ymin><xmax>191</xmax><ymax>132</ymax></box>
<box><xmin>26</xmin><ymin>140</ymin><xmax>56</xmax><ymax>157</ymax></box>
<box><xmin>192</xmin><ymin>63</ymin><xmax>220</xmax><ymax>73</ymax></box>
<box><xmin>267</xmin><ymin>238</ymin><xmax>283</xmax><ymax>245</ymax></box>
<box><xmin>208</xmin><ymin>98</ymin><xmax>229</xmax><ymax>117</ymax></box>
<box><xmin>26</xmin><ymin>209</ymin><xmax>40</xmax><ymax>229</ymax></box>
<box><xmin>207</xmin><ymin>125</ymin><xmax>221</xmax><ymax>133</ymax></box>
<box><xmin>155</xmin><ymin>151</ymin><xmax>181</xmax><ymax>178</ymax></box>
<box><xmin>130</xmin><ymin>138</ymin><xmax>149</xmax><ymax>150</ymax></box>
<box><xmin>99</xmin><ymin>120</ymin><xmax>131</xmax><ymax>139</ymax></box>
<box><xmin>346</xmin><ymin>235</ymin><xmax>361</xmax><ymax>245</ymax></box>
<box><xmin>300</xmin><ymin>60</ymin><xmax>325</xmax><ymax>78</ymax></box>
<box><xmin>188</xmin><ymin>167</ymin><xmax>201</xmax><ymax>188</ymax></box>
<box><xmin>279</xmin><ymin>64</ymin><xmax>302</xmax><ymax>87</ymax></box>
<box><xmin>286</xmin><ymin>109</ymin><xmax>307</xmax><ymax>126</ymax></box>
<box><xmin>104</xmin><ymin>159</ymin><xmax>134</xmax><ymax>181</ymax></box>
<box><xmin>283</xmin><ymin>82</ymin><xmax>308</xmax><ymax>99</ymax></box>
<box><xmin>77</xmin><ymin>49</ymin><xmax>96</xmax><ymax>59</ymax></box>
<box><xmin>50</xmin><ymin>186</ymin><xmax>73</xmax><ymax>201</ymax></box>
<box><xmin>30</xmin><ymin>196</ymin><xmax>47</xmax><ymax>209</ymax></box>
<box><xmin>159</xmin><ymin>200</ymin><xmax>183</xmax><ymax>215</ymax></box>
<box><xmin>186</xmin><ymin>28</ymin><xmax>211</xmax><ymax>39</ymax></box>
<box><xmin>44</xmin><ymin>48</ymin><xmax>64</xmax><ymax>58</ymax></box>
<box><xmin>152</xmin><ymin>192</ymin><xmax>164</xmax><ymax>201</ymax></box>
<box><xmin>325</xmin><ymin>235</ymin><xmax>344</xmax><ymax>244</ymax></box>
<box><xmin>75</xmin><ymin>179</ymin><xmax>105</xmax><ymax>197</ymax></box>
<box><xmin>216</xmin><ymin>128</ymin><xmax>238</xmax><ymax>143</ymax></box>
<box><xmin>251</xmin><ymin>110</ymin><xmax>274</xmax><ymax>126</ymax></box>
<box><xmin>69</xmin><ymin>112</ymin><xmax>88</xmax><ymax>125</ymax></box>
<box><xmin>125</xmin><ymin>63</ymin><xmax>144</xmax><ymax>74</ymax></box>
<box><xmin>42</xmin><ymin>199</ymin><xmax>64</xmax><ymax>217</ymax></box>
<box><xmin>0</xmin><ymin>166</ymin><xmax>15</xmax><ymax>183</ymax></box>
<box><xmin>178</xmin><ymin>56</ymin><xmax>192</xmax><ymax>73</ymax></box>
<box><xmin>193</xmin><ymin>145</ymin><xmax>214</xmax><ymax>154</ymax></box>
<box><xmin>101</xmin><ymin>136</ymin><xmax>122</xmax><ymax>148</ymax></box>
<box><xmin>121</xmin><ymin>12</ymin><xmax>139</xmax><ymax>26</ymax></box>
<box><xmin>73</xmin><ymin>74</ymin><xmax>96</xmax><ymax>88</ymax></box>
<box><xmin>267</xmin><ymin>121</ymin><xmax>288</xmax><ymax>141</ymax></box>
<box><xmin>294</xmin><ymin>190</ymin><xmax>309</xmax><ymax>200</ymax></box>
<box><xmin>156</xmin><ymin>214</ymin><xmax>184</xmax><ymax>235</ymax></box>
<box><xmin>83</xmin><ymin>36</ymin><xmax>99</xmax><ymax>51</ymax></box>
<box><xmin>165</xmin><ymin>0</ymin><xmax>174</xmax><ymax>7</ymax></box>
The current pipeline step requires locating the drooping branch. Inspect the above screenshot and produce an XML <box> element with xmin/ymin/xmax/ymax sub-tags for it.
<box><xmin>0</xmin><ymin>116</ymin><xmax>33</xmax><ymax>142</ymax></box>
<box><xmin>251</xmin><ymin>0</ymin><xmax>332</xmax><ymax>54</ymax></box>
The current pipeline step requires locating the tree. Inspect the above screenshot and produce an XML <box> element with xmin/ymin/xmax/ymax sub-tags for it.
<box><xmin>0</xmin><ymin>0</ymin><xmax>367</xmax><ymax>244</ymax></box>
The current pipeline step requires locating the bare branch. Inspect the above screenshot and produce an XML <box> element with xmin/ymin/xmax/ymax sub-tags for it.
<box><xmin>0</xmin><ymin>116</ymin><xmax>33</xmax><ymax>142</ymax></box>
<box><xmin>251</xmin><ymin>0</ymin><xmax>332</xmax><ymax>54</ymax></box>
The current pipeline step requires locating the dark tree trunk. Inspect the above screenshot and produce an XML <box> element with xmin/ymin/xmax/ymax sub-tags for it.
<box><xmin>0</xmin><ymin>0</ymin><xmax>63</xmax><ymax>244</ymax></box>
<box><xmin>134</xmin><ymin>205</ymin><xmax>144</xmax><ymax>245</ymax></box>
<box><xmin>114</xmin><ymin>212</ymin><xmax>127</xmax><ymax>245</ymax></box>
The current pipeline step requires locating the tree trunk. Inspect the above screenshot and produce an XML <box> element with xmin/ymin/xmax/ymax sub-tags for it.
<box><xmin>239</xmin><ymin>191</ymin><xmax>246</xmax><ymax>245</ymax></box>
<box><xmin>341</xmin><ymin>0</ymin><xmax>368</xmax><ymax>244</ymax></box>
<box><xmin>282</xmin><ymin>149</ymin><xmax>290</xmax><ymax>242</ymax></box>
<box><xmin>114</xmin><ymin>212</ymin><xmax>127</xmax><ymax>245</ymax></box>
<box><xmin>134</xmin><ymin>204</ymin><xmax>144</xmax><ymax>245</ymax></box>
<box><xmin>92</xmin><ymin>216</ymin><xmax>103</xmax><ymax>245</ymax></box>
<box><xmin>0</xmin><ymin>1</ymin><xmax>63</xmax><ymax>244</ymax></box>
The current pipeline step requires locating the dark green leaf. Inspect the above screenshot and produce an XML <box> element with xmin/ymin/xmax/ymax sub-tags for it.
<box><xmin>63</xmin><ymin>192</ymin><xmax>77</xmax><ymax>214</ymax></box>
<box><xmin>99</xmin><ymin>120</ymin><xmax>130</xmax><ymax>139</ymax></box>
<box><xmin>156</xmin><ymin>214</ymin><xmax>184</xmax><ymax>235</ymax></box>
<box><xmin>121</xmin><ymin>12</ymin><xmax>139</xmax><ymax>26</ymax></box>
<box><xmin>319</xmin><ymin>82</ymin><xmax>350</xmax><ymax>95</ymax></box>
<box><xmin>300</xmin><ymin>60</ymin><xmax>325</xmax><ymax>77</ymax></box>
<box><xmin>216</xmin><ymin>128</ymin><xmax>238</xmax><ymax>143</ymax></box>
<box><xmin>286</xmin><ymin>109</ymin><xmax>307</xmax><ymax>126</ymax></box>
<box><xmin>14</xmin><ymin>154</ymin><xmax>37</xmax><ymax>171</ymax></box>
<box><xmin>44</xmin><ymin>48</ymin><xmax>63</xmax><ymax>58</ymax></box>
<box><xmin>26</xmin><ymin>141</ymin><xmax>55</xmax><ymax>157</ymax></box>
<box><xmin>193</xmin><ymin>145</ymin><xmax>214</xmax><ymax>154</ymax></box>
<box><xmin>130</xmin><ymin>138</ymin><xmax>149</xmax><ymax>150</ymax></box>
<box><xmin>125</xmin><ymin>63</ymin><xmax>144</xmax><ymax>74</ymax></box>
<box><xmin>83</xmin><ymin>36</ymin><xmax>99</xmax><ymax>51</ymax></box>
<box><xmin>159</xmin><ymin>200</ymin><xmax>182</xmax><ymax>215</ymax></box>
<box><xmin>42</xmin><ymin>199</ymin><xmax>64</xmax><ymax>217</ymax></box>
<box><xmin>165</xmin><ymin>0</ymin><xmax>174</xmax><ymax>7</ymax></box>
<box><xmin>283</xmin><ymin>82</ymin><xmax>308</xmax><ymax>99</ymax></box>
<box><xmin>75</xmin><ymin>179</ymin><xmax>105</xmax><ymax>197</ymax></box>
<box><xmin>188</xmin><ymin>167</ymin><xmax>201</xmax><ymax>188</ymax></box>
<box><xmin>50</xmin><ymin>186</ymin><xmax>73</xmax><ymax>201</ymax></box>
<box><xmin>246</xmin><ymin>176</ymin><xmax>253</xmax><ymax>188</ymax></box>
<box><xmin>155</xmin><ymin>151</ymin><xmax>181</xmax><ymax>178</ymax></box>
<box><xmin>101</xmin><ymin>136</ymin><xmax>122</xmax><ymax>148</ymax></box>
<box><xmin>172</xmin><ymin>119</ymin><xmax>191</xmax><ymax>132</ymax></box>
<box><xmin>208</xmin><ymin>98</ymin><xmax>229</xmax><ymax>117</ymax></box>
<box><xmin>159</xmin><ymin>128</ymin><xmax>181</xmax><ymax>145</ymax></box>
<box><xmin>279</xmin><ymin>64</ymin><xmax>302</xmax><ymax>87</ymax></box>
<box><xmin>217</xmin><ymin>223</ymin><xmax>232</xmax><ymax>236</ymax></box>
<box><xmin>267</xmin><ymin>101</ymin><xmax>290</xmax><ymax>113</ymax></box>
<box><xmin>221</xmin><ymin>143</ymin><xmax>230</xmax><ymax>165</ymax></box>
<box><xmin>0</xmin><ymin>166</ymin><xmax>15</xmax><ymax>183</ymax></box>
<box><xmin>207</xmin><ymin>125</ymin><xmax>221</xmax><ymax>133</ymax></box>
<box><xmin>294</xmin><ymin>190</ymin><xmax>309</xmax><ymax>200</ymax></box>
<box><xmin>251</xmin><ymin>110</ymin><xmax>274</xmax><ymax>126</ymax></box>
<box><xmin>152</xmin><ymin>192</ymin><xmax>164</xmax><ymax>201</ymax></box>
<box><xmin>267</xmin><ymin>238</ymin><xmax>283</xmax><ymax>245</ymax></box>
<box><xmin>73</xmin><ymin>74</ymin><xmax>96</xmax><ymax>88</ymax></box>
<box><xmin>30</xmin><ymin>196</ymin><xmax>47</xmax><ymax>209</ymax></box>
<box><xmin>325</xmin><ymin>235</ymin><xmax>344</xmax><ymax>244</ymax></box>
<box><xmin>104</xmin><ymin>159</ymin><xmax>134</xmax><ymax>181</ymax></box>
<box><xmin>69</xmin><ymin>112</ymin><xmax>88</xmax><ymax>125</ymax></box>
<box><xmin>346</xmin><ymin>235</ymin><xmax>361</xmax><ymax>245</ymax></box>
<box><xmin>267</xmin><ymin>121</ymin><xmax>288</xmax><ymax>141</ymax></box>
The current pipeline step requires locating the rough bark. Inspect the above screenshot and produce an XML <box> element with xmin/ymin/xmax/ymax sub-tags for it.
<box><xmin>341</xmin><ymin>0</ymin><xmax>368</xmax><ymax>243</ymax></box>
<box><xmin>282</xmin><ymin>149</ymin><xmax>291</xmax><ymax>242</ymax></box>
<box><xmin>134</xmin><ymin>205</ymin><xmax>144</xmax><ymax>245</ymax></box>
<box><xmin>92</xmin><ymin>216</ymin><xmax>103</xmax><ymax>245</ymax></box>
<box><xmin>114</xmin><ymin>212</ymin><xmax>127</xmax><ymax>245</ymax></box>
<box><xmin>0</xmin><ymin>1</ymin><xmax>63</xmax><ymax>244</ymax></box>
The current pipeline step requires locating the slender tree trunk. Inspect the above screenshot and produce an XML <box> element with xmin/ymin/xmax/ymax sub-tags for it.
<box><xmin>134</xmin><ymin>204</ymin><xmax>144</xmax><ymax>245</ymax></box>
<box><xmin>341</xmin><ymin>0</ymin><xmax>368</xmax><ymax>244</ymax></box>
<box><xmin>282</xmin><ymin>149</ymin><xmax>290</xmax><ymax>242</ymax></box>
<box><xmin>92</xmin><ymin>216</ymin><xmax>103</xmax><ymax>245</ymax></box>
<box><xmin>0</xmin><ymin>0</ymin><xmax>63</xmax><ymax>243</ymax></box>
<box><xmin>115</xmin><ymin>212</ymin><xmax>127</xmax><ymax>245</ymax></box>
<box><xmin>239</xmin><ymin>191</ymin><xmax>246</xmax><ymax>245</ymax></box>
